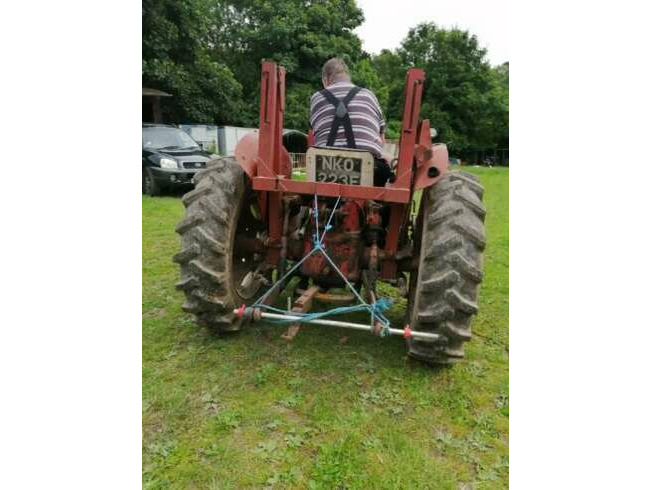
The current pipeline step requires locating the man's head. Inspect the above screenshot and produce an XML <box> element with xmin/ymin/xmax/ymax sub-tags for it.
<box><xmin>321</xmin><ymin>57</ymin><xmax>350</xmax><ymax>87</ymax></box>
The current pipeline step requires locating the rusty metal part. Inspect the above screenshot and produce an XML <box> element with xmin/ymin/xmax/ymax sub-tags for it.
<box><xmin>361</xmin><ymin>270</ymin><xmax>376</xmax><ymax>304</ymax></box>
<box><xmin>365</xmin><ymin>200</ymin><xmax>383</xmax><ymax>229</ymax></box>
<box><xmin>362</xmin><ymin>246</ymin><xmax>390</xmax><ymax>265</ymax></box>
<box><xmin>254</xmin><ymin>176</ymin><xmax>411</xmax><ymax>203</ymax></box>
<box><xmin>395</xmin><ymin>243</ymin><xmax>416</xmax><ymax>272</ymax></box>
<box><xmin>237</xmin><ymin>61</ymin><xmax>291</xmax><ymax>266</ymax></box>
<box><xmin>292</xmin><ymin>285</ymin><xmax>320</xmax><ymax>312</ymax></box>
<box><xmin>234</xmin><ymin>236</ymin><xmax>266</xmax><ymax>255</ymax></box>
<box><xmin>381</xmin><ymin>70</ymin><xmax>426</xmax><ymax>279</ymax></box>
<box><xmin>281</xmin><ymin>324</ymin><xmax>301</xmax><ymax>341</ymax></box>
<box><xmin>395</xmin><ymin>243</ymin><xmax>413</xmax><ymax>261</ymax></box>
<box><xmin>300</xmin><ymin>199</ymin><xmax>363</xmax><ymax>285</ymax></box>
<box><xmin>281</xmin><ymin>285</ymin><xmax>320</xmax><ymax>341</ymax></box>
<box><xmin>289</xmin><ymin>206</ymin><xmax>309</xmax><ymax>241</ymax></box>
<box><xmin>295</xmin><ymin>287</ymin><xmax>355</xmax><ymax>306</ymax></box>
<box><xmin>278</xmin><ymin>198</ymin><xmax>292</xmax><ymax>288</ymax></box>
<box><xmin>232</xmin><ymin>63</ymin><xmax>432</xmax><ymax>278</ymax></box>
<box><xmin>413</xmin><ymin>119</ymin><xmax>449</xmax><ymax>191</ymax></box>
<box><xmin>369</xmin><ymin>241</ymin><xmax>379</xmax><ymax>273</ymax></box>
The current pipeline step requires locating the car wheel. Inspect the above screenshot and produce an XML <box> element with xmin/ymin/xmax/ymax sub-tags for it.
<box><xmin>142</xmin><ymin>167</ymin><xmax>161</xmax><ymax>196</ymax></box>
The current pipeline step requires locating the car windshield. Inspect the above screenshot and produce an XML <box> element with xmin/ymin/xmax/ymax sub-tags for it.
<box><xmin>142</xmin><ymin>127</ymin><xmax>200</xmax><ymax>150</ymax></box>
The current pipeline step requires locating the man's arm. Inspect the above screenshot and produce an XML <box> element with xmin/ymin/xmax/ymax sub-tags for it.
<box><xmin>366</xmin><ymin>89</ymin><xmax>386</xmax><ymax>133</ymax></box>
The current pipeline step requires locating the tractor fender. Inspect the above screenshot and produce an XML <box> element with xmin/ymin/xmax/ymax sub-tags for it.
<box><xmin>234</xmin><ymin>132</ymin><xmax>292</xmax><ymax>180</ymax></box>
<box><xmin>413</xmin><ymin>143</ymin><xmax>449</xmax><ymax>190</ymax></box>
<box><xmin>234</xmin><ymin>132</ymin><xmax>260</xmax><ymax>180</ymax></box>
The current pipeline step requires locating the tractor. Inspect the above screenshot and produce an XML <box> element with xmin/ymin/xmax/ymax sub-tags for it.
<box><xmin>174</xmin><ymin>61</ymin><xmax>486</xmax><ymax>364</ymax></box>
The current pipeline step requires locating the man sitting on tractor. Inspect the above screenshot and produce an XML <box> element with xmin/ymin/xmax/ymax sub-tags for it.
<box><xmin>310</xmin><ymin>57</ymin><xmax>394</xmax><ymax>187</ymax></box>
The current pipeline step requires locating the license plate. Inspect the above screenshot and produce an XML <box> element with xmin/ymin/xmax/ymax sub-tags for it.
<box><xmin>315</xmin><ymin>154</ymin><xmax>363</xmax><ymax>184</ymax></box>
<box><xmin>306</xmin><ymin>148</ymin><xmax>374</xmax><ymax>186</ymax></box>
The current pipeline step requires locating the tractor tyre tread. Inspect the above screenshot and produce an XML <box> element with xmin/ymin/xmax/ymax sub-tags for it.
<box><xmin>448</xmin><ymin>172</ymin><xmax>484</xmax><ymax>199</ymax></box>
<box><xmin>174</xmin><ymin>157</ymin><xmax>250</xmax><ymax>332</ymax></box>
<box><xmin>408</xmin><ymin>170</ymin><xmax>486</xmax><ymax>364</ymax></box>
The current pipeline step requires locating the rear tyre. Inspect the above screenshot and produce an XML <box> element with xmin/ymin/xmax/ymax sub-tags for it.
<box><xmin>407</xmin><ymin>171</ymin><xmax>486</xmax><ymax>364</ymax></box>
<box><xmin>143</xmin><ymin>167</ymin><xmax>161</xmax><ymax>196</ymax></box>
<box><xmin>174</xmin><ymin>157</ymin><xmax>266</xmax><ymax>332</ymax></box>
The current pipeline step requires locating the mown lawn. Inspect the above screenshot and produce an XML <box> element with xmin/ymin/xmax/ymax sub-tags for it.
<box><xmin>143</xmin><ymin>166</ymin><xmax>509</xmax><ymax>489</ymax></box>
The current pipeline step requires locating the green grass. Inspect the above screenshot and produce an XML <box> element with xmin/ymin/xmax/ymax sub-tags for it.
<box><xmin>143</xmin><ymin>167</ymin><xmax>509</xmax><ymax>489</ymax></box>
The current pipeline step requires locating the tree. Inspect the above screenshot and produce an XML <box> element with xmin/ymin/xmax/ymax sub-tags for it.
<box><xmin>371</xmin><ymin>49</ymin><xmax>406</xmax><ymax>124</ymax></box>
<box><xmin>395</xmin><ymin>22</ymin><xmax>507</xmax><ymax>152</ymax></box>
<box><xmin>142</xmin><ymin>2</ymin><xmax>508</xmax><ymax>150</ymax></box>
<box><xmin>210</xmin><ymin>0</ymin><xmax>366</xmax><ymax>129</ymax></box>
<box><xmin>495</xmin><ymin>61</ymin><xmax>509</xmax><ymax>85</ymax></box>
<box><xmin>489</xmin><ymin>62</ymin><xmax>509</xmax><ymax>148</ymax></box>
<box><xmin>142</xmin><ymin>0</ymin><xmax>245</xmax><ymax>123</ymax></box>
<box><xmin>350</xmin><ymin>58</ymin><xmax>388</xmax><ymax>111</ymax></box>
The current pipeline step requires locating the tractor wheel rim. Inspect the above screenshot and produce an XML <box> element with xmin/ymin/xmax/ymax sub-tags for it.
<box><xmin>232</xmin><ymin>197</ymin><xmax>265</xmax><ymax>300</ymax></box>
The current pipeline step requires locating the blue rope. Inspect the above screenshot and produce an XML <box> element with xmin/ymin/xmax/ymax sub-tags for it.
<box><xmin>313</xmin><ymin>194</ymin><xmax>320</xmax><ymax>245</ymax></box>
<box><xmin>256</xmin><ymin>298</ymin><xmax>393</xmax><ymax>327</ymax></box>
<box><xmin>253</xmin><ymin>193</ymin><xmax>335</xmax><ymax>308</ymax></box>
<box><xmin>320</xmin><ymin>195</ymin><xmax>341</xmax><ymax>244</ymax></box>
<box><xmin>253</xmin><ymin>247</ymin><xmax>318</xmax><ymax>306</ymax></box>
<box><xmin>251</xmin><ymin>193</ymin><xmax>392</xmax><ymax>335</ymax></box>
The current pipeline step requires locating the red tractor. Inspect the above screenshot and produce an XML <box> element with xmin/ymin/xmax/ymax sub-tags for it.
<box><xmin>174</xmin><ymin>62</ymin><xmax>486</xmax><ymax>364</ymax></box>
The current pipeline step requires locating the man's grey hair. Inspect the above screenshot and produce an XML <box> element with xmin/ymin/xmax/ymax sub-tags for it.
<box><xmin>322</xmin><ymin>58</ymin><xmax>350</xmax><ymax>83</ymax></box>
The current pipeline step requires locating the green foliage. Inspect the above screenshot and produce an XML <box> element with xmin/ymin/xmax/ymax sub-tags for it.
<box><xmin>396</xmin><ymin>22</ymin><xmax>508</xmax><ymax>152</ymax></box>
<box><xmin>372</xmin><ymin>49</ymin><xmax>407</xmax><ymax>123</ymax></box>
<box><xmin>285</xmin><ymin>84</ymin><xmax>314</xmax><ymax>130</ymax></box>
<box><xmin>213</xmin><ymin>0</ymin><xmax>364</xmax><ymax>85</ymax></box>
<box><xmin>142</xmin><ymin>3</ymin><xmax>508</xmax><ymax>149</ymax></box>
<box><xmin>214</xmin><ymin>409</ymin><xmax>241</xmax><ymax>430</ymax></box>
<box><xmin>490</xmin><ymin>62</ymin><xmax>509</xmax><ymax>148</ymax></box>
<box><xmin>142</xmin><ymin>0</ymin><xmax>244</xmax><ymax>123</ymax></box>
<box><xmin>143</xmin><ymin>55</ymin><xmax>244</xmax><ymax>124</ymax></box>
<box><xmin>351</xmin><ymin>58</ymin><xmax>388</xmax><ymax>111</ymax></box>
<box><xmin>384</xmin><ymin>120</ymin><xmax>402</xmax><ymax>140</ymax></box>
<box><xmin>211</xmin><ymin>0</ymin><xmax>366</xmax><ymax>128</ymax></box>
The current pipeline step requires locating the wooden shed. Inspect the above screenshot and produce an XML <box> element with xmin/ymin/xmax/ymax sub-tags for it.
<box><xmin>142</xmin><ymin>87</ymin><xmax>172</xmax><ymax>123</ymax></box>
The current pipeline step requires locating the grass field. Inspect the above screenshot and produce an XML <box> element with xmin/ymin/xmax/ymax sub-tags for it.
<box><xmin>143</xmin><ymin>167</ymin><xmax>509</xmax><ymax>489</ymax></box>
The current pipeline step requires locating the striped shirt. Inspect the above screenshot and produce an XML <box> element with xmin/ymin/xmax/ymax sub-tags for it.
<box><xmin>310</xmin><ymin>81</ymin><xmax>385</xmax><ymax>158</ymax></box>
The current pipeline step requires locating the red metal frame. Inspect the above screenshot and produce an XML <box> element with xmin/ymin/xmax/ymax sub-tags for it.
<box><xmin>250</xmin><ymin>63</ymin><xmax>423</xmax><ymax>207</ymax></box>
<box><xmin>253</xmin><ymin>169</ymin><xmax>413</xmax><ymax>203</ymax></box>
<box><xmin>235</xmin><ymin>61</ymin><xmax>439</xmax><ymax>276</ymax></box>
<box><xmin>256</xmin><ymin>62</ymin><xmax>287</xmax><ymax>264</ymax></box>
<box><xmin>381</xmin><ymin>69</ymin><xmax>424</xmax><ymax>277</ymax></box>
<box><xmin>254</xmin><ymin>177</ymin><xmax>411</xmax><ymax>202</ymax></box>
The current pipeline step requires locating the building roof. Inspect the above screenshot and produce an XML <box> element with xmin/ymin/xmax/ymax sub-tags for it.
<box><xmin>142</xmin><ymin>87</ymin><xmax>172</xmax><ymax>97</ymax></box>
